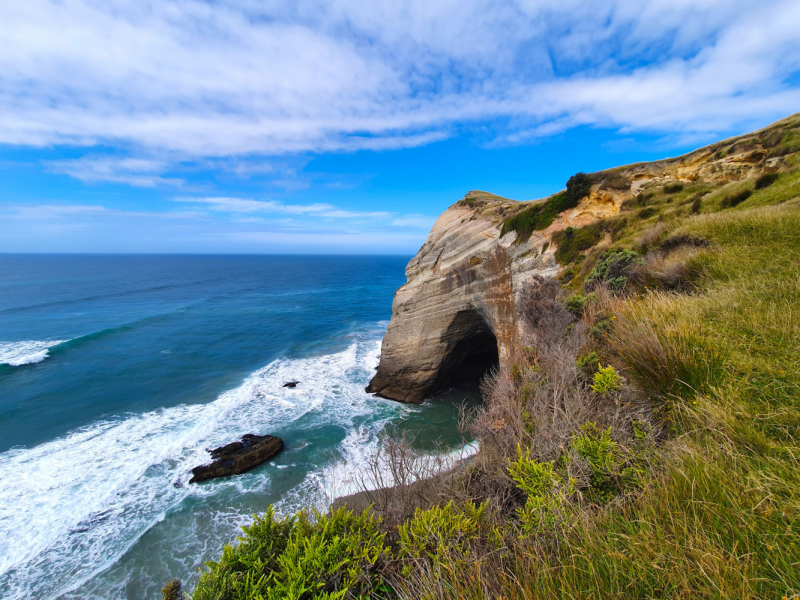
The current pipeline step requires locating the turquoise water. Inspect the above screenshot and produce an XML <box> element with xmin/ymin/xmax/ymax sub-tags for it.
<box><xmin>0</xmin><ymin>255</ymin><xmax>479</xmax><ymax>599</ymax></box>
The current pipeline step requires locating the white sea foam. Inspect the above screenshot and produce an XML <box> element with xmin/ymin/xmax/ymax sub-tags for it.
<box><xmin>0</xmin><ymin>340</ymin><xmax>67</xmax><ymax>366</ymax></box>
<box><xmin>0</xmin><ymin>337</ymin><xmax>404</xmax><ymax>600</ymax></box>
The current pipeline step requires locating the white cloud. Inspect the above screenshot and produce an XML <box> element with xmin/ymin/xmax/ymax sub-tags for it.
<box><xmin>175</xmin><ymin>197</ymin><xmax>335</xmax><ymax>214</ymax></box>
<box><xmin>0</xmin><ymin>0</ymin><xmax>796</xmax><ymax>165</ymax></box>
<box><xmin>174</xmin><ymin>196</ymin><xmax>398</xmax><ymax>219</ymax></box>
<box><xmin>45</xmin><ymin>156</ymin><xmax>185</xmax><ymax>187</ymax></box>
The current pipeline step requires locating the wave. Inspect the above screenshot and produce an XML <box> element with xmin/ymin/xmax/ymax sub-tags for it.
<box><xmin>0</xmin><ymin>340</ymin><xmax>67</xmax><ymax>366</ymax></box>
<box><xmin>0</xmin><ymin>337</ymin><xmax>403</xmax><ymax>600</ymax></box>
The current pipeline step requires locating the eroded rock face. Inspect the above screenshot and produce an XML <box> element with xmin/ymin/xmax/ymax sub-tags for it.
<box><xmin>189</xmin><ymin>434</ymin><xmax>284</xmax><ymax>484</ymax></box>
<box><xmin>367</xmin><ymin>115</ymin><xmax>796</xmax><ymax>403</ymax></box>
<box><xmin>366</xmin><ymin>193</ymin><xmax>558</xmax><ymax>403</ymax></box>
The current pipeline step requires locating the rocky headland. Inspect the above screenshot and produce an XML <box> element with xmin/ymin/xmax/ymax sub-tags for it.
<box><xmin>367</xmin><ymin>114</ymin><xmax>795</xmax><ymax>403</ymax></box>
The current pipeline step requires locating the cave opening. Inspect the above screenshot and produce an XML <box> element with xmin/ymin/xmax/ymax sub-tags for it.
<box><xmin>430</xmin><ymin>309</ymin><xmax>500</xmax><ymax>395</ymax></box>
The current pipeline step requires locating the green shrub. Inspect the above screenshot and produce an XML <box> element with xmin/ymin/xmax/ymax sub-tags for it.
<box><xmin>754</xmin><ymin>172</ymin><xmax>779</xmax><ymax>189</ymax></box>
<box><xmin>591</xmin><ymin>365</ymin><xmax>622</xmax><ymax>395</ymax></box>
<box><xmin>664</xmin><ymin>183</ymin><xmax>684</xmax><ymax>194</ymax></box>
<box><xmin>691</xmin><ymin>194</ymin><xmax>702</xmax><ymax>214</ymax></box>
<box><xmin>551</xmin><ymin>222</ymin><xmax>604</xmax><ymax>265</ymax></box>
<box><xmin>162</xmin><ymin>579</ymin><xmax>183</xmax><ymax>600</ymax></box>
<box><xmin>564</xmin><ymin>293</ymin><xmax>588</xmax><ymax>316</ymax></box>
<box><xmin>508</xmin><ymin>446</ymin><xmax>572</xmax><ymax>533</ymax></box>
<box><xmin>576</xmin><ymin>351</ymin><xmax>600</xmax><ymax>379</ymax></box>
<box><xmin>566</xmin><ymin>172</ymin><xmax>593</xmax><ymax>202</ymax></box>
<box><xmin>398</xmin><ymin>501</ymin><xmax>487</xmax><ymax>568</ymax></box>
<box><xmin>191</xmin><ymin>506</ymin><xmax>388</xmax><ymax>600</ymax></box>
<box><xmin>585</xmin><ymin>249</ymin><xmax>643</xmax><ymax>291</ymax></box>
<box><xmin>637</xmin><ymin>207</ymin><xmax>658</xmax><ymax>219</ymax></box>
<box><xmin>720</xmin><ymin>189</ymin><xmax>752</xmax><ymax>208</ymax></box>
<box><xmin>571</xmin><ymin>423</ymin><xmax>642</xmax><ymax>503</ymax></box>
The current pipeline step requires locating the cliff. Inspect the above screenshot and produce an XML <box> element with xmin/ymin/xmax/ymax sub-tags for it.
<box><xmin>367</xmin><ymin>112</ymin><xmax>800</xmax><ymax>403</ymax></box>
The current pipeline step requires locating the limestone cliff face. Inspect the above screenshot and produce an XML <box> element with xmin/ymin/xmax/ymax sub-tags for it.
<box><xmin>367</xmin><ymin>114</ymin><xmax>798</xmax><ymax>403</ymax></box>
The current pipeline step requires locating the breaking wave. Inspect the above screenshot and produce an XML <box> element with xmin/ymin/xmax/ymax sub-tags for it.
<box><xmin>0</xmin><ymin>340</ymin><xmax>67</xmax><ymax>366</ymax></box>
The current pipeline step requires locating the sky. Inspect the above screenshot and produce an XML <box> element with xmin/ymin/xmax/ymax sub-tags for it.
<box><xmin>0</xmin><ymin>0</ymin><xmax>799</xmax><ymax>254</ymax></box>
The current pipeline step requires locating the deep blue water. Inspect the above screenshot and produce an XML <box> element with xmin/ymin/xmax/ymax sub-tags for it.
<box><xmin>0</xmin><ymin>255</ymin><xmax>478</xmax><ymax>600</ymax></box>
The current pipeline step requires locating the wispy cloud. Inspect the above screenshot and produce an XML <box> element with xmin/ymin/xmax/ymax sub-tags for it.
<box><xmin>0</xmin><ymin>201</ymin><xmax>431</xmax><ymax>252</ymax></box>
<box><xmin>45</xmin><ymin>156</ymin><xmax>185</xmax><ymax>187</ymax></box>
<box><xmin>174</xmin><ymin>197</ymin><xmax>399</xmax><ymax>220</ymax></box>
<box><xmin>0</xmin><ymin>0</ymin><xmax>796</xmax><ymax>163</ymax></box>
<box><xmin>175</xmin><ymin>197</ymin><xmax>335</xmax><ymax>215</ymax></box>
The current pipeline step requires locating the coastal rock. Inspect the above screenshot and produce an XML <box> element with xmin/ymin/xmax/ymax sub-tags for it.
<box><xmin>366</xmin><ymin>191</ymin><xmax>555</xmax><ymax>403</ymax></box>
<box><xmin>367</xmin><ymin>119</ymin><xmax>792</xmax><ymax>403</ymax></box>
<box><xmin>189</xmin><ymin>434</ymin><xmax>284</xmax><ymax>484</ymax></box>
<box><xmin>283</xmin><ymin>381</ymin><xmax>299</xmax><ymax>388</ymax></box>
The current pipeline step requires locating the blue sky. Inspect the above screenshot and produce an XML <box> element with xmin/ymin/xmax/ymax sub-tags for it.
<box><xmin>1</xmin><ymin>0</ymin><xmax>799</xmax><ymax>254</ymax></box>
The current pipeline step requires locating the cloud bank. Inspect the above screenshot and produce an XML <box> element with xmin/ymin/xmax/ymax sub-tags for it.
<box><xmin>1</xmin><ymin>0</ymin><xmax>798</xmax><ymax>161</ymax></box>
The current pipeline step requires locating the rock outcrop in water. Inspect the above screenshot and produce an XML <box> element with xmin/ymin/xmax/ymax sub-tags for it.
<box><xmin>367</xmin><ymin>116</ymin><xmax>794</xmax><ymax>403</ymax></box>
<box><xmin>189</xmin><ymin>434</ymin><xmax>284</xmax><ymax>483</ymax></box>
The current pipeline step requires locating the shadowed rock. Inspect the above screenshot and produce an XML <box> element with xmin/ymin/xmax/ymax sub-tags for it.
<box><xmin>283</xmin><ymin>381</ymin><xmax>299</xmax><ymax>388</ymax></box>
<box><xmin>189</xmin><ymin>434</ymin><xmax>284</xmax><ymax>484</ymax></box>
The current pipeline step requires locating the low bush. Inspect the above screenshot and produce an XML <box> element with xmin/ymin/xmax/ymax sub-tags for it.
<box><xmin>564</xmin><ymin>293</ymin><xmax>589</xmax><ymax>316</ymax></box>
<box><xmin>691</xmin><ymin>194</ymin><xmax>702</xmax><ymax>213</ymax></box>
<box><xmin>570</xmin><ymin>422</ymin><xmax>640</xmax><ymax>503</ymax></box>
<box><xmin>575</xmin><ymin>351</ymin><xmax>600</xmax><ymax>379</ymax></box>
<box><xmin>585</xmin><ymin>249</ymin><xmax>643</xmax><ymax>291</ymax></box>
<box><xmin>591</xmin><ymin>365</ymin><xmax>622</xmax><ymax>395</ymax></box>
<box><xmin>508</xmin><ymin>446</ymin><xmax>572</xmax><ymax>533</ymax></box>
<box><xmin>597</xmin><ymin>172</ymin><xmax>631</xmax><ymax>190</ymax></box>
<box><xmin>664</xmin><ymin>182</ymin><xmax>684</xmax><ymax>194</ymax></box>
<box><xmin>720</xmin><ymin>189</ymin><xmax>752</xmax><ymax>208</ymax></box>
<box><xmin>551</xmin><ymin>222</ymin><xmax>604</xmax><ymax>265</ymax></box>
<box><xmin>518</xmin><ymin>276</ymin><xmax>573</xmax><ymax>345</ymax></box>
<box><xmin>191</xmin><ymin>507</ymin><xmax>388</xmax><ymax>600</ymax></box>
<box><xmin>658</xmin><ymin>233</ymin><xmax>710</xmax><ymax>253</ymax></box>
<box><xmin>637</xmin><ymin>207</ymin><xmax>658</xmax><ymax>219</ymax></box>
<box><xmin>397</xmin><ymin>501</ymin><xmax>489</xmax><ymax>570</ymax></box>
<box><xmin>162</xmin><ymin>579</ymin><xmax>183</xmax><ymax>600</ymax></box>
<box><xmin>754</xmin><ymin>172</ymin><xmax>779</xmax><ymax>189</ymax></box>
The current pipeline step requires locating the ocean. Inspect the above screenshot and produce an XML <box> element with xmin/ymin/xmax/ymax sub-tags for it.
<box><xmin>0</xmin><ymin>255</ymin><xmax>479</xmax><ymax>599</ymax></box>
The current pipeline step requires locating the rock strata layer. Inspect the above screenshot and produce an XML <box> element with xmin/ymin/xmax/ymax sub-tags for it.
<box><xmin>189</xmin><ymin>434</ymin><xmax>284</xmax><ymax>484</ymax></box>
<box><xmin>367</xmin><ymin>115</ymin><xmax>797</xmax><ymax>403</ymax></box>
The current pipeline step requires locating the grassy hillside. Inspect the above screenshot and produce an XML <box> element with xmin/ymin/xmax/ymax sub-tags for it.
<box><xmin>165</xmin><ymin>122</ymin><xmax>800</xmax><ymax>600</ymax></box>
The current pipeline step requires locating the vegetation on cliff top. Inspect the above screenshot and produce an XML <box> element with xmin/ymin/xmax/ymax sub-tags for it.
<box><xmin>500</xmin><ymin>172</ymin><xmax>593</xmax><ymax>242</ymax></box>
<box><xmin>166</xmin><ymin>123</ymin><xmax>800</xmax><ymax>600</ymax></box>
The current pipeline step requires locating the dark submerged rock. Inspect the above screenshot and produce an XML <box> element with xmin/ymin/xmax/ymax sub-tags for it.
<box><xmin>189</xmin><ymin>434</ymin><xmax>284</xmax><ymax>484</ymax></box>
<box><xmin>283</xmin><ymin>381</ymin><xmax>299</xmax><ymax>388</ymax></box>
